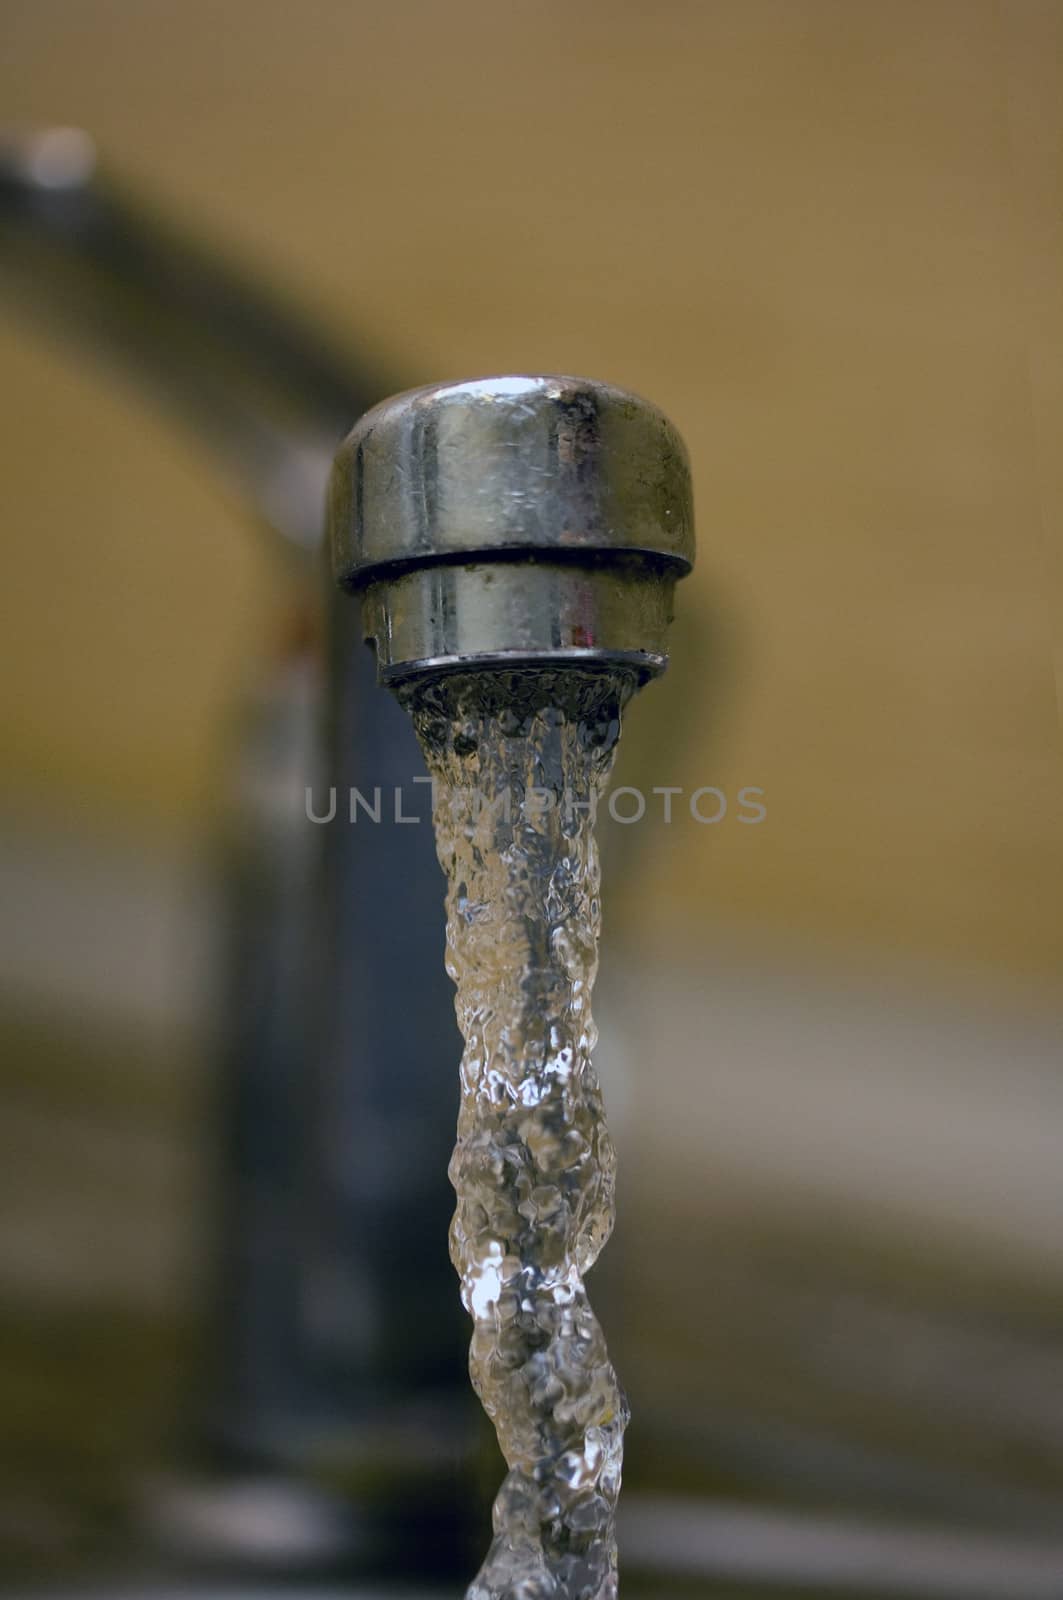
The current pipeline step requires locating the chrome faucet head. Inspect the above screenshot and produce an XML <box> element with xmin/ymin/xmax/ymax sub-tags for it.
<box><xmin>329</xmin><ymin>375</ymin><xmax>694</xmax><ymax>686</ymax></box>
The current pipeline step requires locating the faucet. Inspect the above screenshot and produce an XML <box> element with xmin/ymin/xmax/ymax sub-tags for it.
<box><xmin>328</xmin><ymin>376</ymin><xmax>693</xmax><ymax>1600</ymax></box>
<box><xmin>10</xmin><ymin>128</ymin><xmax>1063</xmax><ymax>1600</ymax></box>
<box><xmin>328</xmin><ymin>374</ymin><xmax>694</xmax><ymax>688</ymax></box>
<box><xmin>0</xmin><ymin>132</ymin><xmax>693</xmax><ymax>1584</ymax></box>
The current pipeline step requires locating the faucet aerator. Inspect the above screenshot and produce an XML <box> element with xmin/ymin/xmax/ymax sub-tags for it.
<box><xmin>329</xmin><ymin>375</ymin><xmax>695</xmax><ymax>688</ymax></box>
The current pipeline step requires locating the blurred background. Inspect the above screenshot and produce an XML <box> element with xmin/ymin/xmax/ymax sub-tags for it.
<box><xmin>1</xmin><ymin>2</ymin><xmax>1062</xmax><ymax>1596</ymax></box>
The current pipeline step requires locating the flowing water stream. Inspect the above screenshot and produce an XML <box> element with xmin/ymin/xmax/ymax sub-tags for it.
<box><xmin>404</xmin><ymin>667</ymin><xmax>638</xmax><ymax>1600</ymax></box>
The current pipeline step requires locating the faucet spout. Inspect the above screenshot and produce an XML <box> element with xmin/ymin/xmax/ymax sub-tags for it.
<box><xmin>329</xmin><ymin>375</ymin><xmax>694</xmax><ymax>686</ymax></box>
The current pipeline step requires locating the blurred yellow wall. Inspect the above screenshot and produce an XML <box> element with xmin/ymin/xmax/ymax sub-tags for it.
<box><xmin>1</xmin><ymin>0</ymin><xmax>1060</xmax><ymax>986</ymax></box>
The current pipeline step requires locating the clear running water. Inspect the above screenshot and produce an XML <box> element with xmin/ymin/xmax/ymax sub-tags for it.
<box><xmin>406</xmin><ymin>668</ymin><xmax>636</xmax><ymax>1600</ymax></box>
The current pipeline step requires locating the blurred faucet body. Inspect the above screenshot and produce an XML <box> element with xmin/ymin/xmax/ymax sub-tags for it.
<box><xmin>0</xmin><ymin>129</ymin><xmax>473</xmax><ymax>1566</ymax></box>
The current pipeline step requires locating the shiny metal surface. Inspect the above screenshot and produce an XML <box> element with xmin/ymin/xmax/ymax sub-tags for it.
<box><xmin>362</xmin><ymin>559</ymin><xmax>679</xmax><ymax>686</ymax></box>
<box><xmin>331</xmin><ymin>375</ymin><xmax>694</xmax><ymax>577</ymax></box>
<box><xmin>330</xmin><ymin>375</ymin><xmax>694</xmax><ymax>684</ymax></box>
